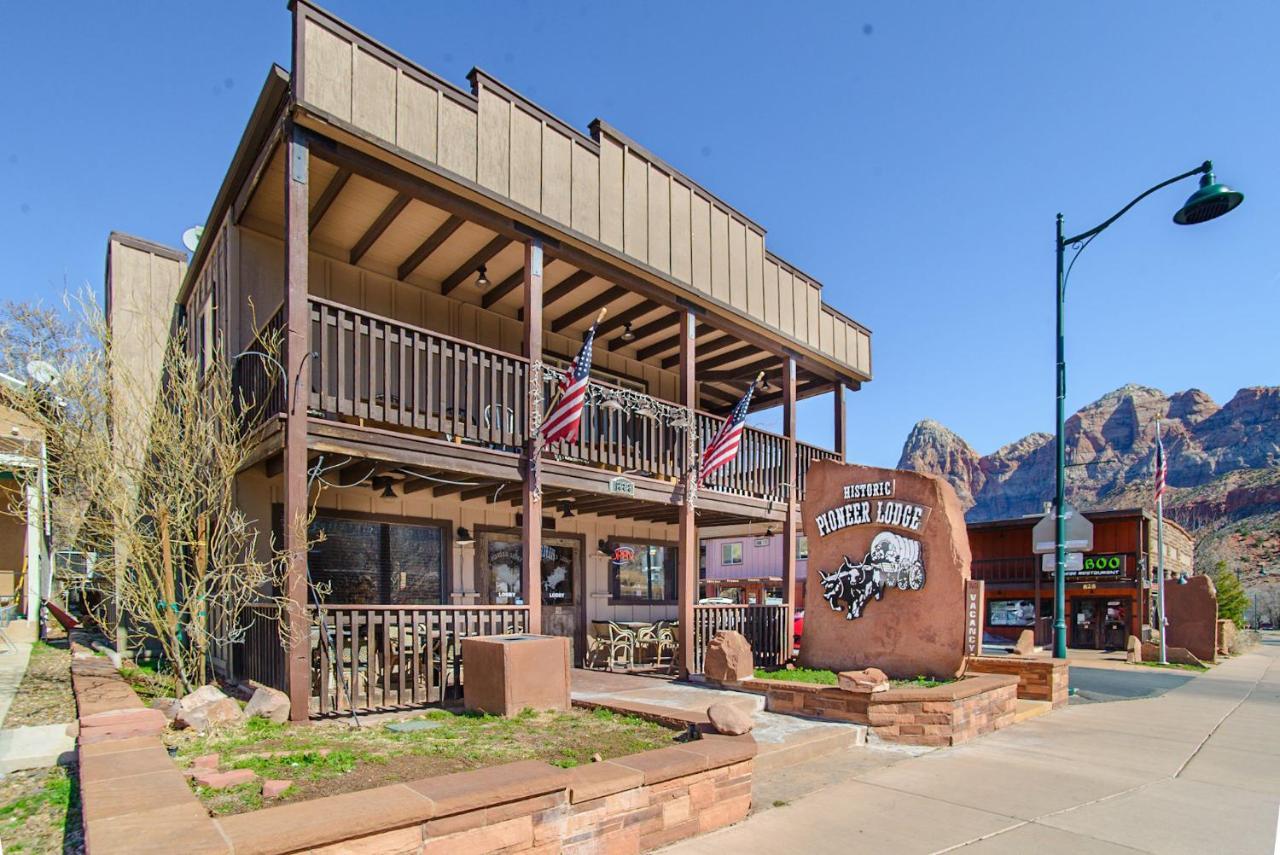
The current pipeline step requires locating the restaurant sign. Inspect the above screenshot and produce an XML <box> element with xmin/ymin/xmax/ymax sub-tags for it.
<box><xmin>1041</xmin><ymin>552</ymin><xmax>1126</xmax><ymax>579</ymax></box>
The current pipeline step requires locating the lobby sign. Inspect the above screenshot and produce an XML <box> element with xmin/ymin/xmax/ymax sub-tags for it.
<box><xmin>799</xmin><ymin>461</ymin><xmax>973</xmax><ymax>679</ymax></box>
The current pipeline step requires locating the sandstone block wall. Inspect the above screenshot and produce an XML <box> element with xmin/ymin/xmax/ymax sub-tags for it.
<box><xmin>966</xmin><ymin>656</ymin><xmax>1069</xmax><ymax>707</ymax></box>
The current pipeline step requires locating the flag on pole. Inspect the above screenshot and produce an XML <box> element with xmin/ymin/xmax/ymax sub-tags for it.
<box><xmin>541</xmin><ymin>309</ymin><xmax>605</xmax><ymax>444</ymax></box>
<box><xmin>1154</xmin><ymin>421</ymin><xmax>1168</xmax><ymax>505</ymax></box>
<box><xmin>698</xmin><ymin>373</ymin><xmax>760</xmax><ymax>485</ymax></box>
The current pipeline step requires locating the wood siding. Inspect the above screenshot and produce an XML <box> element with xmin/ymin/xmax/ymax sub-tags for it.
<box><xmin>293</xmin><ymin>3</ymin><xmax>870</xmax><ymax>381</ymax></box>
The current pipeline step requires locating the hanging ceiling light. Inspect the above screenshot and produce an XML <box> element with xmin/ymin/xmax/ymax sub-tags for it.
<box><xmin>619</xmin><ymin>322</ymin><xmax>635</xmax><ymax>342</ymax></box>
<box><xmin>475</xmin><ymin>265</ymin><xmax>490</xmax><ymax>289</ymax></box>
<box><xmin>558</xmin><ymin>499</ymin><xmax>576</xmax><ymax>518</ymax></box>
<box><xmin>456</xmin><ymin>526</ymin><xmax>475</xmax><ymax>545</ymax></box>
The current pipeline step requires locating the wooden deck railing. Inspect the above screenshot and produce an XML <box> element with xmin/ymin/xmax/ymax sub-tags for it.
<box><xmin>265</xmin><ymin>297</ymin><xmax>839</xmax><ymax>505</ymax></box>
<box><xmin>231</xmin><ymin>306</ymin><xmax>286</xmax><ymax>432</ymax></box>
<box><xmin>690</xmin><ymin>604</ymin><xmax>790</xmax><ymax>674</ymax></box>
<box><xmin>796</xmin><ymin>441</ymin><xmax>841</xmax><ymax>500</ymax></box>
<box><xmin>231</xmin><ymin>604</ymin><xmax>288</xmax><ymax>693</ymax></box>
<box><xmin>309</xmin><ymin>604</ymin><xmax>531</xmax><ymax>716</ymax></box>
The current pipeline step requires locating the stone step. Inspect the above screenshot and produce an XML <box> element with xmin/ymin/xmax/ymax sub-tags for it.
<box><xmin>752</xmin><ymin>715</ymin><xmax>867</xmax><ymax>775</ymax></box>
<box><xmin>1014</xmin><ymin>699</ymin><xmax>1052</xmax><ymax>723</ymax></box>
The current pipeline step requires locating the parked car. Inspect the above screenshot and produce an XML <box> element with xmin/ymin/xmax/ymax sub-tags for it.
<box><xmin>698</xmin><ymin>596</ymin><xmax>735</xmax><ymax>605</ymax></box>
<box><xmin>793</xmin><ymin>608</ymin><xmax>805</xmax><ymax>651</ymax></box>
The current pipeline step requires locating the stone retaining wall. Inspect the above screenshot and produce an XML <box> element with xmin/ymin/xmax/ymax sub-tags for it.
<box><xmin>70</xmin><ymin>647</ymin><xmax>755</xmax><ymax>854</ymax></box>
<box><xmin>740</xmin><ymin>674</ymin><xmax>1019</xmax><ymax>747</ymax></box>
<box><xmin>966</xmin><ymin>656</ymin><xmax>1069</xmax><ymax>707</ymax></box>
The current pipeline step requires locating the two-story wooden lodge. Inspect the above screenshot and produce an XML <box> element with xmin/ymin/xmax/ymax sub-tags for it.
<box><xmin>108</xmin><ymin>3</ymin><xmax>872</xmax><ymax>721</ymax></box>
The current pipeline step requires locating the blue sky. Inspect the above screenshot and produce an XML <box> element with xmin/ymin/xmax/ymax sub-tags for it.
<box><xmin>1</xmin><ymin>2</ymin><xmax>1275</xmax><ymax>467</ymax></box>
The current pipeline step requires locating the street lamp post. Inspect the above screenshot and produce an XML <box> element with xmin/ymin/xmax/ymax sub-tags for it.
<box><xmin>1053</xmin><ymin>161</ymin><xmax>1243</xmax><ymax>660</ymax></box>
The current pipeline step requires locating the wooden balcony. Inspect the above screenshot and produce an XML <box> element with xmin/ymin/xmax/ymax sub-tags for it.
<box><xmin>242</xmin><ymin>298</ymin><xmax>839</xmax><ymax>509</ymax></box>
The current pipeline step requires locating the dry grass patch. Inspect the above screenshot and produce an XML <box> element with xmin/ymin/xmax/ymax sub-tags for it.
<box><xmin>3</xmin><ymin>641</ymin><xmax>75</xmax><ymax>728</ymax></box>
<box><xmin>0</xmin><ymin>764</ymin><xmax>83</xmax><ymax>854</ymax></box>
<box><xmin>167</xmin><ymin>706</ymin><xmax>676</xmax><ymax>815</ymax></box>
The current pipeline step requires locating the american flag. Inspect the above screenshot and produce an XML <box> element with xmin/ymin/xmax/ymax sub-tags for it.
<box><xmin>1154</xmin><ymin>422</ymin><xmax>1168</xmax><ymax>505</ymax></box>
<box><xmin>698</xmin><ymin>375</ymin><xmax>759</xmax><ymax>484</ymax></box>
<box><xmin>541</xmin><ymin>316</ymin><xmax>600</xmax><ymax>444</ymax></box>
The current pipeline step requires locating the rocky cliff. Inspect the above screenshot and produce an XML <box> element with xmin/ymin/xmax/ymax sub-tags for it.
<box><xmin>898</xmin><ymin>384</ymin><xmax>1280</xmax><ymax>602</ymax></box>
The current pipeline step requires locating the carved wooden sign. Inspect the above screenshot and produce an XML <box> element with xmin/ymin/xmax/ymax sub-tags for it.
<box><xmin>799</xmin><ymin>462</ymin><xmax>973</xmax><ymax>679</ymax></box>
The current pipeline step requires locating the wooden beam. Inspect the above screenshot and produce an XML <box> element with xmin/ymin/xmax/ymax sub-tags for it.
<box><xmin>636</xmin><ymin>323</ymin><xmax>716</xmax><ymax>361</ymax></box>
<box><xmin>750</xmin><ymin>378</ymin><xmax>829</xmax><ymax>411</ymax></box>
<box><xmin>397</xmin><ymin>214</ymin><xmax>464</xmax><ymax>281</ymax></box>
<box><xmin>482</xmin><ymin>257</ymin><xmax>557</xmax><ymax>309</ymax></box>
<box><xmin>677</xmin><ymin>310</ymin><xmax>697</xmax><ymax>677</ymax></box>
<box><xmin>690</xmin><ymin>342</ymin><xmax>760</xmax><ymax>373</ymax></box>
<box><xmin>782</xmin><ymin>356</ymin><xmax>798</xmax><ymax>633</ymax></box>
<box><xmin>337</xmin><ymin>460</ymin><xmax>380</xmax><ymax>486</ymax></box>
<box><xmin>661</xmin><ymin>333</ymin><xmax>735</xmax><ymax>369</ymax></box>
<box><xmin>349</xmin><ymin>192</ymin><xmax>411</xmax><ymax>265</ymax></box>
<box><xmin>460</xmin><ymin>483</ymin><xmax>504</xmax><ymax>502</ymax></box>
<box><xmin>308</xmin><ymin>167</ymin><xmax>350</xmax><ymax>233</ymax></box>
<box><xmin>834</xmin><ymin>383</ymin><xmax>846</xmax><ymax>461</ymax></box>
<box><xmin>522</xmin><ymin>239</ymin><xmax>544</xmax><ymax>632</ymax></box>
<box><xmin>551</xmin><ymin>285</ymin><xmax>627</xmax><ymax>333</ymax></box>
<box><xmin>699</xmin><ymin>384</ymin><xmax>738</xmax><ymax>408</ymax></box>
<box><xmin>442</xmin><ymin>235</ymin><xmax>511</xmax><ymax>296</ymax></box>
<box><xmin>700</xmin><ymin>356</ymin><xmax>782</xmax><ymax>383</ymax></box>
<box><xmin>282</xmin><ymin>124</ymin><xmax>311</xmax><ymax>723</ymax></box>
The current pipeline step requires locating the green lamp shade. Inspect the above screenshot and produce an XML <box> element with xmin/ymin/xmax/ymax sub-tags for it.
<box><xmin>1174</xmin><ymin>172</ymin><xmax>1244</xmax><ymax>225</ymax></box>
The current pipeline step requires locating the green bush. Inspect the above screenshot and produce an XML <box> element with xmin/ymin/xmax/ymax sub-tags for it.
<box><xmin>1211</xmin><ymin>561</ymin><xmax>1249</xmax><ymax>629</ymax></box>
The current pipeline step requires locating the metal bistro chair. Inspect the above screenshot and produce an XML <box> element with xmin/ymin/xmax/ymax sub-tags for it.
<box><xmin>636</xmin><ymin>620</ymin><xmax>677</xmax><ymax>673</ymax></box>
<box><xmin>587</xmin><ymin>620</ymin><xmax>636</xmax><ymax>671</ymax></box>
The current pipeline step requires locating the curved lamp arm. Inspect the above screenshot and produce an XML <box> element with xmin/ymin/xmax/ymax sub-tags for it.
<box><xmin>1062</xmin><ymin>161</ymin><xmax>1211</xmax><ymax>246</ymax></box>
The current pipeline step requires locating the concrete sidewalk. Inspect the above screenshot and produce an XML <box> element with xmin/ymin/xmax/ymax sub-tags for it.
<box><xmin>664</xmin><ymin>634</ymin><xmax>1280</xmax><ymax>855</ymax></box>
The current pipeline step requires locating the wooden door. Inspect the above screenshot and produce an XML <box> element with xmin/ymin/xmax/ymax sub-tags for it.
<box><xmin>1071</xmin><ymin>598</ymin><xmax>1100</xmax><ymax>649</ymax></box>
<box><xmin>475</xmin><ymin>531</ymin><xmax>584</xmax><ymax>663</ymax></box>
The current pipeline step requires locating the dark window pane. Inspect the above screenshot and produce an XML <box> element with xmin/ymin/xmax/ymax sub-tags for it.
<box><xmin>542</xmin><ymin>544</ymin><xmax>574</xmax><ymax>605</ymax></box>
<box><xmin>388</xmin><ymin>522</ymin><xmax>444</xmax><ymax>605</ymax></box>
<box><xmin>308</xmin><ymin>518</ymin><xmax>384</xmax><ymax>603</ymax></box>
<box><xmin>486</xmin><ymin>539</ymin><xmax>523</xmax><ymax>604</ymax></box>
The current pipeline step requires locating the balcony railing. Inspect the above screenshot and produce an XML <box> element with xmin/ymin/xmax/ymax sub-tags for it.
<box><xmin>971</xmin><ymin>557</ymin><xmax>1040</xmax><ymax>584</ymax></box>
<box><xmin>691</xmin><ymin>604</ymin><xmax>790</xmax><ymax>674</ymax></box>
<box><xmin>230</xmin><ymin>298</ymin><xmax>839</xmax><ymax>504</ymax></box>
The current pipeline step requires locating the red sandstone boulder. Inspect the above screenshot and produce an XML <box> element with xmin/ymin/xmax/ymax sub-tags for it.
<box><xmin>838</xmin><ymin>668</ymin><xmax>889</xmax><ymax>693</ymax></box>
<box><xmin>707</xmin><ymin>702</ymin><xmax>754</xmax><ymax>735</ymax></box>
<box><xmin>703</xmin><ymin>631</ymin><xmax>754</xmax><ymax>683</ymax></box>
<box><xmin>177</xmin><ymin>697</ymin><xmax>246</xmax><ymax>733</ymax></box>
<box><xmin>149</xmin><ymin>698</ymin><xmax>180</xmax><ymax>721</ymax></box>
<box><xmin>244</xmin><ymin>685</ymin><xmax>291</xmax><ymax>724</ymax></box>
<box><xmin>1013</xmin><ymin>630</ymin><xmax>1035</xmax><ymax>656</ymax></box>
<box><xmin>179</xmin><ymin>684</ymin><xmax>229</xmax><ymax>713</ymax></box>
<box><xmin>1126</xmin><ymin>635</ymin><xmax>1142</xmax><ymax>664</ymax></box>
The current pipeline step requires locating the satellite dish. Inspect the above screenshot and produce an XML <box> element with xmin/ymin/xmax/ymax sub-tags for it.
<box><xmin>26</xmin><ymin>360</ymin><xmax>61</xmax><ymax>387</ymax></box>
<box><xmin>181</xmin><ymin>226</ymin><xmax>204</xmax><ymax>253</ymax></box>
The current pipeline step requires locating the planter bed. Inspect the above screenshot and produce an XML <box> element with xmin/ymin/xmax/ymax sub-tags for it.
<box><xmin>70</xmin><ymin>650</ymin><xmax>757</xmax><ymax>854</ymax></box>
<box><xmin>737</xmin><ymin>673</ymin><xmax>1019</xmax><ymax>746</ymax></box>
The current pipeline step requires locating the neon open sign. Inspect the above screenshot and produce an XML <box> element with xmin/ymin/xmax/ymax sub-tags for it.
<box><xmin>611</xmin><ymin>546</ymin><xmax>636</xmax><ymax>564</ymax></box>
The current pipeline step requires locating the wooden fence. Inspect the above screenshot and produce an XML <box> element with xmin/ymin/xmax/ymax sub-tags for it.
<box><xmin>690</xmin><ymin>604</ymin><xmax>790</xmax><ymax>675</ymax></box>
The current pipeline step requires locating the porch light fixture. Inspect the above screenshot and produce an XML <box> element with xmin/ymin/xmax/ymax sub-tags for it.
<box><xmin>596</xmin><ymin>539</ymin><xmax>610</xmax><ymax>556</ymax></box>
<box><xmin>1178</xmin><ymin>573</ymin><xmax>1189</xmax><ymax>585</ymax></box>
<box><xmin>558</xmin><ymin>500</ymin><xmax>576</xmax><ymax>518</ymax></box>
<box><xmin>475</xmin><ymin>265</ymin><xmax>490</xmax><ymax>289</ymax></box>
<box><xmin>380</xmin><ymin>480</ymin><xmax>396</xmax><ymax>499</ymax></box>
<box><xmin>619</xmin><ymin>322</ymin><xmax>635</xmax><ymax>342</ymax></box>
<box><xmin>456</xmin><ymin>527</ymin><xmax>475</xmax><ymax>545</ymax></box>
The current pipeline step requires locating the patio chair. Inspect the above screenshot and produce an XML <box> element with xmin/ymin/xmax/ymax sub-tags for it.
<box><xmin>588</xmin><ymin>620</ymin><xmax>635</xmax><ymax>671</ymax></box>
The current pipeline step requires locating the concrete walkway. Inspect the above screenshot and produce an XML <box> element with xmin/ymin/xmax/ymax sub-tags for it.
<box><xmin>664</xmin><ymin>634</ymin><xmax>1280</xmax><ymax>854</ymax></box>
<box><xmin>0</xmin><ymin>638</ymin><xmax>33</xmax><ymax>727</ymax></box>
<box><xmin>0</xmin><ymin>637</ymin><xmax>76</xmax><ymax>773</ymax></box>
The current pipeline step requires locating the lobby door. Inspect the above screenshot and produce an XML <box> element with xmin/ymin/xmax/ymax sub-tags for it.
<box><xmin>476</xmin><ymin>531</ymin><xmax>585</xmax><ymax>663</ymax></box>
<box><xmin>1071</xmin><ymin>598</ymin><xmax>1101</xmax><ymax>649</ymax></box>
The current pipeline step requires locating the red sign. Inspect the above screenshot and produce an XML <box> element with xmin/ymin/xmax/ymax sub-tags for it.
<box><xmin>611</xmin><ymin>546</ymin><xmax>635</xmax><ymax>564</ymax></box>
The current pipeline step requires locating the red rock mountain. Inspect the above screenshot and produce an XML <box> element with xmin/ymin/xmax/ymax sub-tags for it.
<box><xmin>898</xmin><ymin>385</ymin><xmax>1280</xmax><ymax>602</ymax></box>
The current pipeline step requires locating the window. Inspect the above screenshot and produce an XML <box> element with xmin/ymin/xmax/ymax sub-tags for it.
<box><xmin>797</xmin><ymin>536</ymin><xmax>809</xmax><ymax>560</ymax></box>
<box><xmin>988</xmin><ymin>599</ymin><xmax>1035</xmax><ymax>627</ymax></box>
<box><xmin>307</xmin><ymin>513</ymin><xmax>446</xmax><ymax>604</ymax></box>
<box><xmin>610</xmin><ymin>542</ymin><xmax>677</xmax><ymax>603</ymax></box>
<box><xmin>721</xmin><ymin>542</ymin><xmax>743</xmax><ymax>566</ymax></box>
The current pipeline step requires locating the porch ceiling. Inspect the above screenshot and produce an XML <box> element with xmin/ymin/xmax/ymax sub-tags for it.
<box><xmin>239</xmin><ymin>143</ymin><xmax>838</xmax><ymax>415</ymax></box>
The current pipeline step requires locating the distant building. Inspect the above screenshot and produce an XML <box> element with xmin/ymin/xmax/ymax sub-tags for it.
<box><xmin>0</xmin><ymin>377</ymin><xmax>48</xmax><ymax>622</ymax></box>
<box><xmin>701</xmin><ymin>532</ymin><xmax>808</xmax><ymax>605</ymax></box>
<box><xmin>968</xmin><ymin>508</ymin><xmax>1194</xmax><ymax>650</ymax></box>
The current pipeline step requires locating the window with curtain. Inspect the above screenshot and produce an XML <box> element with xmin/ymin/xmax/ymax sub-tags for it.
<box><xmin>721</xmin><ymin>542</ymin><xmax>743</xmax><ymax>566</ymax></box>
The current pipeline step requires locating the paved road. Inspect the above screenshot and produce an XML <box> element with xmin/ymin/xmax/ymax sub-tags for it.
<box><xmin>665</xmin><ymin>633</ymin><xmax>1280</xmax><ymax>854</ymax></box>
<box><xmin>1070</xmin><ymin>664</ymin><xmax>1197</xmax><ymax>702</ymax></box>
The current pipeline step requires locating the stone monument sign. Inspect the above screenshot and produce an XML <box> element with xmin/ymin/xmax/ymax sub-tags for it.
<box><xmin>799</xmin><ymin>461</ymin><xmax>972</xmax><ymax>679</ymax></box>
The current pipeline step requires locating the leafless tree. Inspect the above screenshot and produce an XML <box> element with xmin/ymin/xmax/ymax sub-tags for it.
<box><xmin>1</xmin><ymin>292</ymin><xmax>297</xmax><ymax>693</ymax></box>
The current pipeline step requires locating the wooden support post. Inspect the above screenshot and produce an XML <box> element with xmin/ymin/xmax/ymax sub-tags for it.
<box><xmin>522</xmin><ymin>239</ymin><xmax>544</xmax><ymax>633</ymax></box>
<box><xmin>677</xmin><ymin>311</ymin><xmax>698</xmax><ymax>676</ymax></box>
<box><xmin>833</xmin><ymin>383</ymin><xmax>847</xmax><ymax>462</ymax></box>
<box><xmin>283</xmin><ymin>124</ymin><xmax>311</xmax><ymax>722</ymax></box>
<box><xmin>782</xmin><ymin>357</ymin><xmax>799</xmax><ymax>655</ymax></box>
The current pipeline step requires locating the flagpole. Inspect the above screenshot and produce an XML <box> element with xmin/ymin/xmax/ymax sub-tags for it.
<box><xmin>1156</xmin><ymin>419</ymin><xmax>1168</xmax><ymax>665</ymax></box>
<box><xmin>542</xmin><ymin>307</ymin><xmax>606</xmax><ymax>419</ymax></box>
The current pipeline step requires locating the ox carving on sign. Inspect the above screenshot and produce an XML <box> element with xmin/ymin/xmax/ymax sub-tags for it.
<box><xmin>820</xmin><ymin>531</ymin><xmax>927</xmax><ymax>620</ymax></box>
